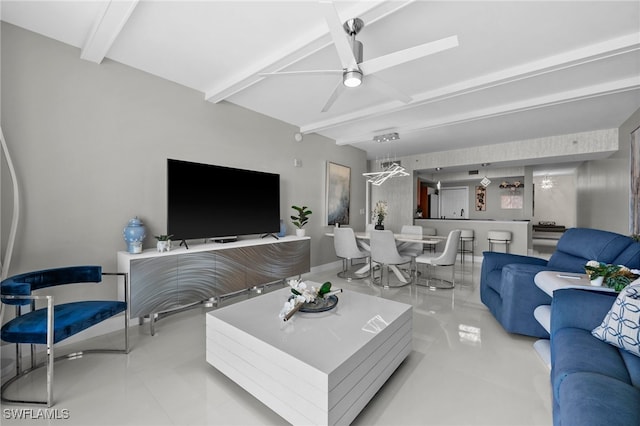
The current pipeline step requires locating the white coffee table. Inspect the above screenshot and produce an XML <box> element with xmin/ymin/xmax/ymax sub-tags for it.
<box><xmin>206</xmin><ymin>286</ymin><xmax>412</xmax><ymax>425</ymax></box>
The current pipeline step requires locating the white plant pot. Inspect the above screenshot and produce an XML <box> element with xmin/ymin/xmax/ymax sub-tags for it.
<box><xmin>157</xmin><ymin>240</ymin><xmax>171</xmax><ymax>252</ymax></box>
<box><xmin>295</xmin><ymin>228</ymin><xmax>306</xmax><ymax>237</ymax></box>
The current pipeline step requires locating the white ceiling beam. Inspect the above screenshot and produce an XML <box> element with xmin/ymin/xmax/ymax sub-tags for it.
<box><xmin>335</xmin><ymin>76</ymin><xmax>640</xmax><ymax>145</ymax></box>
<box><xmin>81</xmin><ymin>0</ymin><xmax>139</xmax><ymax>64</ymax></box>
<box><xmin>204</xmin><ymin>0</ymin><xmax>414</xmax><ymax>103</ymax></box>
<box><xmin>301</xmin><ymin>32</ymin><xmax>640</xmax><ymax>134</ymax></box>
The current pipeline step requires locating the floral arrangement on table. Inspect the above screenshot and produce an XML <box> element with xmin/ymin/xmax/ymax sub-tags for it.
<box><xmin>372</xmin><ymin>201</ymin><xmax>388</xmax><ymax>229</ymax></box>
<box><xmin>278</xmin><ymin>279</ymin><xmax>342</xmax><ymax>321</ymax></box>
<box><xmin>585</xmin><ymin>260</ymin><xmax>640</xmax><ymax>292</ymax></box>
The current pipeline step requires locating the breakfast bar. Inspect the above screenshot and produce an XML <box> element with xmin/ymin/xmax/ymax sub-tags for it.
<box><xmin>414</xmin><ymin>219</ymin><xmax>531</xmax><ymax>256</ymax></box>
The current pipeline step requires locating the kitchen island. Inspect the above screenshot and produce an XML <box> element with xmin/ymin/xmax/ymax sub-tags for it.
<box><xmin>414</xmin><ymin>219</ymin><xmax>531</xmax><ymax>257</ymax></box>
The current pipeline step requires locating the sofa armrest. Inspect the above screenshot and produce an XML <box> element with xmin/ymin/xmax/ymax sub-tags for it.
<box><xmin>550</xmin><ymin>288</ymin><xmax>617</xmax><ymax>333</ymax></box>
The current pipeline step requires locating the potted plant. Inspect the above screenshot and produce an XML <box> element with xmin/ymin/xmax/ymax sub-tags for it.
<box><xmin>372</xmin><ymin>201</ymin><xmax>388</xmax><ymax>230</ymax></box>
<box><xmin>291</xmin><ymin>205</ymin><xmax>312</xmax><ymax>237</ymax></box>
<box><xmin>154</xmin><ymin>234</ymin><xmax>173</xmax><ymax>252</ymax></box>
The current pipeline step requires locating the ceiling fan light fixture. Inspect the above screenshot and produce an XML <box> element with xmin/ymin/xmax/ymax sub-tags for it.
<box><xmin>343</xmin><ymin>69</ymin><xmax>362</xmax><ymax>87</ymax></box>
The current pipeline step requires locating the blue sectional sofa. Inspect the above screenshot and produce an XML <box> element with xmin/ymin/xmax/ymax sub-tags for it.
<box><xmin>480</xmin><ymin>227</ymin><xmax>640</xmax><ymax>338</ymax></box>
<box><xmin>550</xmin><ymin>288</ymin><xmax>640</xmax><ymax>426</ymax></box>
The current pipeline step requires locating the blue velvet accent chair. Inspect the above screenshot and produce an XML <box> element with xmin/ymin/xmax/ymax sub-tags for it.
<box><xmin>0</xmin><ymin>266</ymin><xmax>129</xmax><ymax>406</ymax></box>
<box><xmin>480</xmin><ymin>228</ymin><xmax>640</xmax><ymax>338</ymax></box>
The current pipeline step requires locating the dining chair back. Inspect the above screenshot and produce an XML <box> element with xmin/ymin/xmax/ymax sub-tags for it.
<box><xmin>415</xmin><ymin>229</ymin><xmax>461</xmax><ymax>289</ymax></box>
<box><xmin>370</xmin><ymin>230</ymin><xmax>413</xmax><ymax>288</ymax></box>
<box><xmin>333</xmin><ymin>227</ymin><xmax>370</xmax><ymax>280</ymax></box>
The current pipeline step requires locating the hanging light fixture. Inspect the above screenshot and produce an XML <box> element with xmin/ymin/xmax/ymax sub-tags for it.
<box><xmin>362</xmin><ymin>155</ymin><xmax>409</xmax><ymax>186</ymax></box>
<box><xmin>541</xmin><ymin>175</ymin><xmax>554</xmax><ymax>189</ymax></box>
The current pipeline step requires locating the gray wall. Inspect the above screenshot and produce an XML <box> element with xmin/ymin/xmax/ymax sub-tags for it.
<box><xmin>0</xmin><ymin>23</ymin><xmax>367</xmax><ymax>299</ymax></box>
<box><xmin>577</xmin><ymin>108</ymin><xmax>640</xmax><ymax>234</ymax></box>
<box><xmin>533</xmin><ymin>174</ymin><xmax>577</xmax><ymax>228</ymax></box>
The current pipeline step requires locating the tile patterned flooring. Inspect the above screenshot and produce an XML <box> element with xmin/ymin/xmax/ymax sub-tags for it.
<box><xmin>1</xmin><ymin>261</ymin><xmax>552</xmax><ymax>425</ymax></box>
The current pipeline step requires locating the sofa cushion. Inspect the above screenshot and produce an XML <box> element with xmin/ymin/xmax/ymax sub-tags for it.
<box><xmin>552</xmin><ymin>327</ymin><xmax>631</xmax><ymax>402</ymax></box>
<box><xmin>558</xmin><ymin>372</ymin><xmax>640</xmax><ymax>426</ymax></box>
<box><xmin>592</xmin><ymin>283</ymin><xmax>640</xmax><ymax>358</ymax></box>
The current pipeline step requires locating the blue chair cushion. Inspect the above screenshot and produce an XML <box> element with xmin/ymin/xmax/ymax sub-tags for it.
<box><xmin>1</xmin><ymin>300</ymin><xmax>126</xmax><ymax>344</ymax></box>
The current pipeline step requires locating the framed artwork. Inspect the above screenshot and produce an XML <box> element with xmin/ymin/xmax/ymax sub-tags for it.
<box><xmin>501</xmin><ymin>194</ymin><xmax>523</xmax><ymax>209</ymax></box>
<box><xmin>475</xmin><ymin>186</ymin><xmax>486</xmax><ymax>211</ymax></box>
<box><xmin>325</xmin><ymin>162</ymin><xmax>350</xmax><ymax>226</ymax></box>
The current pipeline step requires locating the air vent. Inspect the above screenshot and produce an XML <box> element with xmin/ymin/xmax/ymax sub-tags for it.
<box><xmin>468</xmin><ymin>170</ymin><xmax>479</xmax><ymax>175</ymax></box>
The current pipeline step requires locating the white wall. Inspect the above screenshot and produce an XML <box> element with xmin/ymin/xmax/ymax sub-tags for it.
<box><xmin>577</xmin><ymin>108</ymin><xmax>640</xmax><ymax>234</ymax></box>
<box><xmin>0</xmin><ymin>23</ymin><xmax>368</xmax><ymax>299</ymax></box>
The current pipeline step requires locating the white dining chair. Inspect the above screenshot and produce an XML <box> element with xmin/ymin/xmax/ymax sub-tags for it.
<box><xmin>333</xmin><ymin>227</ymin><xmax>370</xmax><ymax>281</ymax></box>
<box><xmin>370</xmin><ymin>230</ymin><xmax>413</xmax><ymax>288</ymax></box>
<box><xmin>397</xmin><ymin>225</ymin><xmax>424</xmax><ymax>277</ymax></box>
<box><xmin>415</xmin><ymin>229</ymin><xmax>461</xmax><ymax>289</ymax></box>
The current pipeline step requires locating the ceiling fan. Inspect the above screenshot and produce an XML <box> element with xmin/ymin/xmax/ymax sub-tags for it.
<box><xmin>260</xmin><ymin>1</ymin><xmax>459</xmax><ymax>112</ymax></box>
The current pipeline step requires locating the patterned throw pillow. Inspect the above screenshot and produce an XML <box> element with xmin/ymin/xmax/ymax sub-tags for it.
<box><xmin>592</xmin><ymin>281</ymin><xmax>640</xmax><ymax>357</ymax></box>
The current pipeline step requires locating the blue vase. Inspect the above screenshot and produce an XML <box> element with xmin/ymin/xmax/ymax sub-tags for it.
<box><xmin>278</xmin><ymin>219</ymin><xmax>286</xmax><ymax>237</ymax></box>
<box><xmin>123</xmin><ymin>217</ymin><xmax>146</xmax><ymax>253</ymax></box>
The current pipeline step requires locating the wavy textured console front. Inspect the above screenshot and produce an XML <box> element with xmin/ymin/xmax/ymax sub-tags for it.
<box><xmin>117</xmin><ymin>236</ymin><xmax>310</xmax><ymax>333</ymax></box>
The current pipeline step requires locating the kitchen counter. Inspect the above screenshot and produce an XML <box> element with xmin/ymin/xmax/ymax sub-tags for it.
<box><xmin>414</xmin><ymin>218</ymin><xmax>531</xmax><ymax>256</ymax></box>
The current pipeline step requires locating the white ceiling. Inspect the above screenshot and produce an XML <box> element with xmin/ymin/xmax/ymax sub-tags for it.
<box><xmin>2</xmin><ymin>0</ymin><xmax>639</xmax><ymax>170</ymax></box>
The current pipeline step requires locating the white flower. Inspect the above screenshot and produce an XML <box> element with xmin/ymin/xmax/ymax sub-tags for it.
<box><xmin>278</xmin><ymin>300</ymin><xmax>295</xmax><ymax>319</ymax></box>
<box><xmin>586</xmin><ymin>260</ymin><xmax>600</xmax><ymax>268</ymax></box>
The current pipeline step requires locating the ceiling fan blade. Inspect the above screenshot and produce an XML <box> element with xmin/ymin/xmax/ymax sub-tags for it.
<box><xmin>321</xmin><ymin>80</ymin><xmax>346</xmax><ymax>112</ymax></box>
<box><xmin>366</xmin><ymin>75</ymin><xmax>412</xmax><ymax>104</ymax></box>
<box><xmin>359</xmin><ymin>35</ymin><xmax>459</xmax><ymax>75</ymax></box>
<box><xmin>258</xmin><ymin>70</ymin><xmax>342</xmax><ymax>77</ymax></box>
<box><xmin>319</xmin><ymin>0</ymin><xmax>358</xmax><ymax>70</ymax></box>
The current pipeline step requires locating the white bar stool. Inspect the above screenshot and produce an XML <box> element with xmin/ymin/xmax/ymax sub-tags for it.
<box><xmin>459</xmin><ymin>229</ymin><xmax>474</xmax><ymax>263</ymax></box>
<box><xmin>422</xmin><ymin>227</ymin><xmax>437</xmax><ymax>252</ymax></box>
<box><xmin>488</xmin><ymin>230</ymin><xmax>512</xmax><ymax>253</ymax></box>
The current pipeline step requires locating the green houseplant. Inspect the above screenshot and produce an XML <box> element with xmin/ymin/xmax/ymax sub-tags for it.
<box><xmin>291</xmin><ymin>205</ymin><xmax>312</xmax><ymax>237</ymax></box>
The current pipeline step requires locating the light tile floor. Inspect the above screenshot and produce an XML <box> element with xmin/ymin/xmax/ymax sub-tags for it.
<box><xmin>1</xmin><ymin>260</ymin><xmax>552</xmax><ymax>425</ymax></box>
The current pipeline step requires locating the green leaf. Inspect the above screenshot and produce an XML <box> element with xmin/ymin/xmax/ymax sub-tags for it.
<box><xmin>317</xmin><ymin>281</ymin><xmax>332</xmax><ymax>297</ymax></box>
<box><xmin>291</xmin><ymin>288</ymin><xmax>302</xmax><ymax>296</ymax></box>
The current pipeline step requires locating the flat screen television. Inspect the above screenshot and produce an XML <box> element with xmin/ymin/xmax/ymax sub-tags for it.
<box><xmin>167</xmin><ymin>159</ymin><xmax>280</xmax><ymax>242</ymax></box>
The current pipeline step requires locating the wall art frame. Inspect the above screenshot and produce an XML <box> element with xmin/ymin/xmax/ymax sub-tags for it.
<box><xmin>325</xmin><ymin>161</ymin><xmax>351</xmax><ymax>226</ymax></box>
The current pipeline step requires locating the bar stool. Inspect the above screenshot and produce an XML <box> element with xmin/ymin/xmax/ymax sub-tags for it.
<box><xmin>423</xmin><ymin>227</ymin><xmax>437</xmax><ymax>252</ymax></box>
<box><xmin>459</xmin><ymin>229</ymin><xmax>474</xmax><ymax>263</ymax></box>
<box><xmin>488</xmin><ymin>230</ymin><xmax>512</xmax><ymax>253</ymax></box>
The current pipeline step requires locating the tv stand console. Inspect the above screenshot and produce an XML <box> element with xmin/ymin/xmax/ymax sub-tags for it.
<box><xmin>117</xmin><ymin>236</ymin><xmax>310</xmax><ymax>335</ymax></box>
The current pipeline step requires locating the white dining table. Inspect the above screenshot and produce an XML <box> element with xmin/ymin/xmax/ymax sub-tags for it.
<box><xmin>326</xmin><ymin>231</ymin><xmax>447</xmax><ymax>283</ymax></box>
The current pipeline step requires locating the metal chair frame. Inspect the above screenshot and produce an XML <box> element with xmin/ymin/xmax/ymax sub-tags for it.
<box><xmin>370</xmin><ymin>230</ymin><xmax>414</xmax><ymax>289</ymax></box>
<box><xmin>0</xmin><ymin>272</ymin><xmax>130</xmax><ymax>407</ymax></box>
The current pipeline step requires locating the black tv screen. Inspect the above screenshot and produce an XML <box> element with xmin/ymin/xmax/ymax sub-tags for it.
<box><xmin>167</xmin><ymin>159</ymin><xmax>280</xmax><ymax>241</ymax></box>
